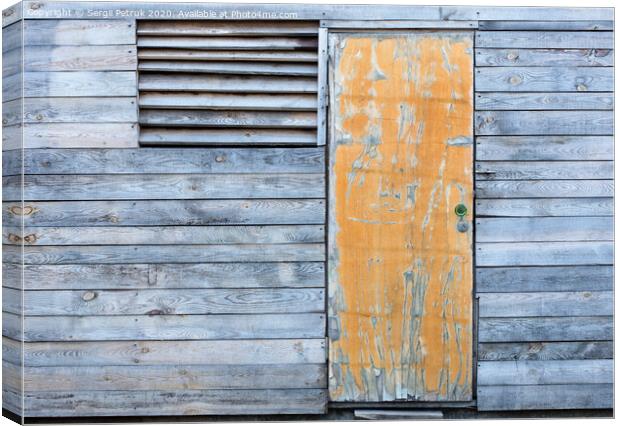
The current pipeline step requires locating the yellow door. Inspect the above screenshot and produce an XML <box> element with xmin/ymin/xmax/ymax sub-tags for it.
<box><xmin>328</xmin><ymin>32</ymin><xmax>474</xmax><ymax>402</ymax></box>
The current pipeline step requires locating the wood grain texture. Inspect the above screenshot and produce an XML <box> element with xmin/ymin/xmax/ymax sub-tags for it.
<box><xmin>476</xmin><ymin>266</ymin><xmax>613</xmax><ymax>293</ymax></box>
<box><xmin>475</xmin><ymin>49</ymin><xmax>613</xmax><ymax>67</ymax></box>
<box><xmin>4</xmin><ymin>312</ymin><xmax>326</xmax><ymax>342</ymax></box>
<box><xmin>475</xmin><ymin>67</ymin><xmax>613</xmax><ymax>92</ymax></box>
<box><xmin>329</xmin><ymin>32</ymin><xmax>473</xmax><ymax>402</ymax></box>
<box><xmin>475</xmin><ymin>136</ymin><xmax>613</xmax><ymax>161</ymax></box>
<box><xmin>140</xmin><ymin>128</ymin><xmax>316</xmax><ymax>146</ymax></box>
<box><xmin>6</xmin><ymin>147</ymin><xmax>324</xmax><ymax>175</ymax></box>
<box><xmin>475</xmin><ymin>161</ymin><xmax>613</xmax><ymax>180</ymax></box>
<box><xmin>6</xmin><ymin>225</ymin><xmax>324</xmax><ymax>246</ymax></box>
<box><xmin>6</xmin><ymin>173</ymin><xmax>325</xmax><ymax>201</ymax></box>
<box><xmin>476</xmin><ymin>198</ymin><xmax>613</xmax><ymax>217</ymax></box>
<box><xmin>475</xmin><ymin>111</ymin><xmax>613</xmax><ymax>135</ymax></box>
<box><xmin>475</xmin><ymin>31</ymin><xmax>613</xmax><ymax>48</ymax></box>
<box><xmin>5</xmin><ymin>337</ymin><xmax>326</xmax><ymax>366</ymax></box>
<box><xmin>478</xmin><ymin>316</ymin><xmax>613</xmax><ymax>342</ymax></box>
<box><xmin>24</xmin><ymin>19</ymin><xmax>136</xmax><ymax>45</ymax></box>
<box><xmin>24</xmin><ymin>71</ymin><xmax>137</xmax><ymax>97</ymax></box>
<box><xmin>19</xmin><ymin>123</ymin><xmax>139</xmax><ymax>149</ymax></box>
<box><xmin>477</xmin><ymin>384</ymin><xmax>612</xmax><ymax>411</ymax></box>
<box><xmin>138</xmin><ymin>49</ymin><xmax>318</xmax><ymax>63</ymax></box>
<box><xmin>478</xmin><ymin>360</ymin><xmax>613</xmax><ymax>385</ymax></box>
<box><xmin>138</xmin><ymin>36</ymin><xmax>318</xmax><ymax>51</ymax></box>
<box><xmin>19</xmin><ymin>97</ymin><xmax>137</xmax><ymax>123</ymax></box>
<box><xmin>139</xmin><ymin>60</ymin><xmax>317</xmax><ymax>76</ymax></box>
<box><xmin>3</xmin><ymin>199</ymin><xmax>325</xmax><ymax>227</ymax></box>
<box><xmin>17</xmin><ymin>388</ymin><xmax>327</xmax><ymax>416</ymax></box>
<box><xmin>24</xmin><ymin>45</ymin><xmax>137</xmax><ymax>71</ymax></box>
<box><xmin>137</xmin><ymin>20</ymin><xmax>319</xmax><ymax>36</ymax></box>
<box><xmin>139</xmin><ymin>73</ymin><xmax>317</xmax><ymax>93</ymax></box>
<box><xmin>476</xmin><ymin>217</ymin><xmax>612</xmax><ymax>242</ymax></box>
<box><xmin>21</xmin><ymin>364</ymin><xmax>326</xmax><ymax>391</ymax></box>
<box><xmin>139</xmin><ymin>91</ymin><xmax>317</xmax><ymax>111</ymax></box>
<box><xmin>3</xmin><ymin>46</ymin><xmax>22</xmax><ymax>77</ymax></box>
<box><xmin>139</xmin><ymin>109</ymin><xmax>316</xmax><ymax>128</ymax></box>
<box><xmin>11</xmin><ymin>288</ymin><xmax>324</xmax><ymax>315</ymax></box>
<box><xmin>476</xmin><ymin>241</ymin><xmax>613</xmax><ymax>266</ymax></box>
<box><xmin>475</xmin><ymin>180</ymin><xmax>613</xmax><ymax>198</ymax></box>
<box><xmin>10</xmin><ymin>243</ymin><xmax>325</xmax><ymax>264</ymax></box>
<box><xmin>475</xmin><ymin>92</ymin><xmax>613</xmax><ymax>110</ymax></box>
<box><xmin>5</xmin><ymin>262</ymin><xmax>324</xmax><ymax>290</ymax></box>
<box><xmin>478</xmin><ymin>291</ymin><xmax>613</xmax><ymax>317</ymax></box>
<box><xmin>478</xmin><ymin>21</ymin><xmax>613</xmax><ymax>31</ymax></box>
<box><xmin>478</xmin><ymin>341</ymin><xmax>613</xmax><ymax>361</ymax></box>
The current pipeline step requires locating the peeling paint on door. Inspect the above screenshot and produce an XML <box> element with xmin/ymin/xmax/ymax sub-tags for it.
<box><xmin>328</xmin><ymin>32</ymin><xmax>473</xmax><ymax>402</ymax></box>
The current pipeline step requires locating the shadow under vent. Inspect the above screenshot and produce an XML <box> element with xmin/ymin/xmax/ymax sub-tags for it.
<box><xmin>137</xmin><ymin>20</ymin><xmax>319</xmax><ymax>146</ymax></box>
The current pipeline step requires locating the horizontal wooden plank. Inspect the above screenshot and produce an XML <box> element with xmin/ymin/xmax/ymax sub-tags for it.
<box><xmin>21</xmin><ymin>363</ymin><xmax>326</xmax><ymax>392</ymax></box>
<box><xmin>4</xmin><ymin>337</ymin><xmax>325</xmax><ymax>366</ymax></box>
<box><xmin>3</xmin><ymin>46</ymin><xmax>21</xmax><ymax>77</ymax></box>
<box><xmin>476</xmin><ymin>241</ymin><xmax>613</xmax><ymax>267</ymax></box>
<box><xmin>478</xmin><ymin>316</ymin><xmax>613</xmax><ymax>342</ymax></box>
<box><xmin>475</xmin><ymin>48</ymin><xmax>613</xmax><ymax>67</ymax></box>
<box><xmin>24</xmin><ymin>19</ymin><xmax>136</xmax><ymax>45</ymax></box>
<box><xmin>18</xmin><ymin>388</ymin><xmax>327</xmax><ymax>416</ymax></box>
<box><xmin>478</xmin><ymin>341</ymin><xmax>613</xmax><ymax>361</ymax></box>
<box><xmin>2</xmin><ymin>98</ymin><xmax>21</xmax><ymax>126</ymax></box>
<box><xmin>2</xmin><ymin>123</ymin><xmax>22</xmax><ymax>150</ymax></box>
<box><xmin>139</xmin><ymin>60</ymin><xmax>317</xmax><ymax>76</ymax></box>
<box><xmin>475</xmin><ymin>67</ymin><xmax>613</xmax><ymax>92</ymax></box>
<box><xmin>476</xmin><ymin>198</ymin><xmax>613</xmax><ymax>217</ymax></box>
<box><xmin>24</xmin><ymin>71</ymin><xmax>137</xmax><ymax>97</ymax></box>
<box><xmin>138</xmin><ymin>36</ymin><xmax>318</xmax><ymax>51</ymax></box>
<box><xmin>17</xmin><ymin>123</ymin><xmax>139</xmax><ymax>149</ymax></box>
<box><xmin>475</xmin><ymin>111</ymin><xmax>613</xmax><ymax>135</ymax></box>
<box><xmin>476</xmin><ymin>136</ymin><xmax>613</xmax><ymax>161</ymax></box>
<box><xmin>139</xmin><ymin>109</ymin><xmax>316</xmax><ymax>128</ymax></box>
<box><xmin>3</xmin><ymin>199</ymin><xmax>326</xmax><ymax>227</ymax></box>
<box><xmin>139</xmin><ymin>73</ymin><xmax>317</xmax><ymax>94</ymax></box>
<box><xmin>2</xmin><ymin>73</ymin><xmax>21</xmax><ymax>102</ymax></box>
<box><xmin>137</xmin><ymin>20</ymin><xmax>318</xmax><ymax>37</ymax></box>
<box><xmin>478</xmin><ymin>20</ymin><xmax>613</xmax><ymax>31</ymax></box>
<box><xmin>476</xmin><ymin>217</ymin><xmax>613</xmax><ymax>242</ymax></box>
<box><xmin>441</xmin><ymin>6</ymin><xmax>612</xmax><ymax>21</ymax></box>
<box><xmin>24</xmin><ymin>45</ymin><xmax>136</xmax><ymax>71</ymax></box>
<box><xmin>475</xmin><ymin>31</ymin><xmax>613</xmax><ymax>49</ymax></box>
<box><xmin>140</xmin><ymin>128</ymin><xmax>317</xmax><ymax>145</ymax></box>
<box><xmin>322</xmin><ymin>19</ymin><xmax>477</xmax><ymax>29</ymax></box>
<box><xmin>15</xmin><ymin>97</ymin><xmax>137</xmax><ymax>123</ymax></box>
<box><xmin>5</xmin><ymin>262</ymin><xmax>324</xmax><ymax>290</ymax></box>
<box><xmin>138</xmin><ymin>48</ymin><xmax>318</xmax><ymax>62</ymax></box>
<box><xmin>476</xmin><ymin>266</ymin><xmax>613</xmax><ymax>293</ymax></box>
<box><xmin>6</xmin><ymin>225</ymin><xmax>324</xmax><ymax>246</ymax></box>
<box><xmin>5</xmin><ymin>173</ymin><xmax>325</xmax><ymax>201</ymax></box>
<box><xmin>478</xmin><ymin>360</ymin><xmax>613</xmax><ymax>386</ymax></box>
<box><xmin>479</xmin><ymin>291</ymin><xmax>613</xmax><ymax>317</ymax></box>
<box><xmin>475</xmin><ymin>92</ymin><xmax>613</xmax><ymax>110</ymax></box>
<box><xmin>139</xmin><ymin>91</ymin><xmax>317</xmax><ymax>111</ymax></box>
<box><xmin>475</xmin><ymin>161</ymin><xmax>613</xmax><ymax>180</ymax></box>
<box><xmin>476</xmin><ymin>180</ymin><xmax>613</xmax><ymax>198</ymax></box>
<box><xmin>478</xmin><ymin>384</ymin><xmax>612</xmax><ymax>411</ymax></box>
<box><xmin>8</xmin><ymin>243</ymin><xmax>325</xmax><ymax>264</ymax></box>
<box><xmin>2</xmin><ymin>20</ymin><xmax>21</xmax><ymax>53</ymax></box>
<box><xmin>3</xmin><ymin>312</ymin><xmax>326</xmax><ymax>341</ymax></box>
<box><xmin>4</xmin><ymin>147</ymin><xmax>325</xmax><ymax>176</ymax></box>
<box><xmin>10</xmin><ymin>288</ymin><xmax>325</xmax><ymax>315</ymax></box>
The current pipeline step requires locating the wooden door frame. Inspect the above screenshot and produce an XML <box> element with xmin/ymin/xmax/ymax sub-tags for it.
<box><xmin>322</xmin><ymin>26</ymin><xmax>478</xmax><ymax>407</ymax></box>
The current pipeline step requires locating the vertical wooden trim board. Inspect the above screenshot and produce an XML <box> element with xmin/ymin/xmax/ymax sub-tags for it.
<box><xmin>328</xmin><ymin>31</ymin><xmax>474</xmax><ymax>402</ymax></box>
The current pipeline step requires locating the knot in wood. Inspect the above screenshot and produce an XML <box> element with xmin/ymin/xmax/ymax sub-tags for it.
<box><xmin>506</xmin><ymin>51</ymin><xmax>519</xmax><ymax>61</ymax></box>
<box><xmin>2</xmin><ymin>8</ymin><xmax>14</xmax><ymax>17</ymax></box>
<box><xmin>7</xmin><ymin>233</ymin><xmax>21</xmax><ymax>243</ymax></box>
<box><xmin>82</xmin><ymin>291</ymin><xmax>97</xmax><ymax>302</ymax></box>
<box><xmin>23</xmin><ymin>234</ymin><xmax>37</xmax><ymax>244</ymax></box>
<box><xmin>30</xmin><ymin>3</ymin><xmax>41</xmax><ymax>10</ymax></box>
<box><xmin>576</xmin><ymin>83</ymin><xmax>588</xmax><ymax>92</ymax></box>
<box><xmin>508</xmin><ymin>75</ymin><xmax>522</xmax><ymax>85</ymax></box>
<box><xmin>9</xmin><ymin>205</ymin><xmax>38</xmax><ymax>216</ymax></box>
<box><xmin>215</xmin><ymin>155</ymin><xmax>226</xmax><ymax>163</ymax></box>
<box><xmin>36</xmin><ymin>114</ymin><xmax>44</xmax><ymax>121</ymax></box>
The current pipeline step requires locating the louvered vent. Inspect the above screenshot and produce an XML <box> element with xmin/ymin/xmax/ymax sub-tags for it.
<box><xmin>137</xmin><ymin>21</ymin><xmax>319</xmax><ymax>146</ymax></box>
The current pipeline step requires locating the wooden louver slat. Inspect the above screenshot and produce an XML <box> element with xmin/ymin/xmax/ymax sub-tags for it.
<box><xmin>137</xmin><ymin>20</ymin><xmax>319</xmax><ymax>146</ymax></box>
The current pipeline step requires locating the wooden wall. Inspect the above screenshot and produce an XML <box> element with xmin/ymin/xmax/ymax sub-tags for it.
<box><xmin>474</xmin><ymin>22</ymin><xmax>614</xmax><ymax>411</ymax></box>
<box><xmin>2</xmin><ymin>18</ymin><xmax>327</xmax><ymax>417</ymax></box>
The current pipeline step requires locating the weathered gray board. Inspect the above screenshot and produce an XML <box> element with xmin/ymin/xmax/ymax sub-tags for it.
<box><xmin>474</xmin><ymin>22</ymin><xmax>613</xmax><ymax>411</ymax></box>
<box><xmin>1</xmin><ymin>0</ymin><xmax>615</xmax><ymax>418</ymax></box>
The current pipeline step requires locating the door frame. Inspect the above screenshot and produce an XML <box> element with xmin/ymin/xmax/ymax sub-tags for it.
<box><xmin>320</xmin><ymin>23</ymin><xmax>478</xmax><ymax>407</ymax></box>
